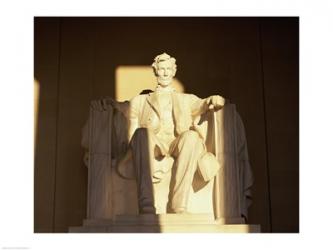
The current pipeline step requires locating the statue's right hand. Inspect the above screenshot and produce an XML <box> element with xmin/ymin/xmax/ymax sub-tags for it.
<box><xmin>90</xmin><ymin>100</ymin><xmax>103</xmax><ymax>111</ymax></box>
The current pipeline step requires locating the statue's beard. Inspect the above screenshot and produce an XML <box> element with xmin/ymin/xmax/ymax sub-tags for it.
<box><xmin>158</xmin><ymin>77</ymin><xmax>172</xmax><ymax>86</ymax></box>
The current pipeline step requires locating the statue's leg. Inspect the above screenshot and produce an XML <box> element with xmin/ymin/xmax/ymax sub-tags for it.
<box><xmin>130</xmin><ymin>128</ymin><xmax>163</xmax><ymax>214</ymax></box>
<box><xmin>169</xmin><ymin>130</ymin><xmax>205</xmax><ymax>213</ymax></box>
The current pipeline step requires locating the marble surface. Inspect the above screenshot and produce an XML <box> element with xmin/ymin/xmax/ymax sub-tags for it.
<box><xmin>77</xmin><ymin>53</ymin><xmax>255</xmax><ymax>232</ymax></box>
<box><xmin>69</xmin><ymin>214</ymin><xmax>260</xmax><ymax>233</ymax></box>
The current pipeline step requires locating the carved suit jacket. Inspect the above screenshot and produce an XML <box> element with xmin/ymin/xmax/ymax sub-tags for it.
<box><xmin>82</xmin><ymin>94</ymin><xmax>254</xmax><ymax>220</ymax></box>
<box><xmin>127</xmin><ymin>91</ymin><xmax>206</xmax><ymax>140</ymax></box>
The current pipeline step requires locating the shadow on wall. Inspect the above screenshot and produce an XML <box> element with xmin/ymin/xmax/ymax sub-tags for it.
<box><xmin>34</xmin><ymin>17</ymin><xmax>299</xmax><ymax>233</ymax></box>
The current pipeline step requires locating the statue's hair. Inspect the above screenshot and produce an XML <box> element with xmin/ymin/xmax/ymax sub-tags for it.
<box><xmin>152</xmin><ymin>52</ymin><xmax>177</xmax><ymax>76</ymax></box>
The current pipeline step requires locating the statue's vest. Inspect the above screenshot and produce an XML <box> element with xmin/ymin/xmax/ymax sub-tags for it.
<box><xmin>139</xmin><ymin>92</ymin><xmax>193</xmax><ymax>135</ymax></box>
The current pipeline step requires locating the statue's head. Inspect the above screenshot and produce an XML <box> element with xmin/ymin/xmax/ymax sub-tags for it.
<box><xmin>152</xmin><ymin>52</ymin><xmax>177</xmax><ymax>87</ymax></box>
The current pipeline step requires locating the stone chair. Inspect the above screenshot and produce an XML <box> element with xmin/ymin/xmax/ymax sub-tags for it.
<box><xmin>81</xmin><ymin>98</ymin><xmax>253</xmax><ymax>224</ymax></box>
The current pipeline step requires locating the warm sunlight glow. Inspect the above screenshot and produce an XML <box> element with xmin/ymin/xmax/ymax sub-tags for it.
<box><xmin>115</xmin><ymin>66</ymin><xmax>185</xmax><ymax>101</ymax></box>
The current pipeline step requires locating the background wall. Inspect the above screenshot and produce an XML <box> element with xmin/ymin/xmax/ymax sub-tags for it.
<box><xmin>34</xmin><ymin>17</ymin><xmax>299</xmax><ymax>233</ymax></box>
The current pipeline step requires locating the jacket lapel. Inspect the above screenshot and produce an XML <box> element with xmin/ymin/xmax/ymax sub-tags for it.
<box><xmin>172</xmin><ymin>92</ymin><xmax>186</xmax><ymax>135</ymax></box>
<box><xmin>146</xmin><ymin>92</ymin><xmax>161</xmax><ymax>118</ymax></box>
<box><xmin>171</xmin><ymin>92</ymin><xmax>181</xmax><ymax>121</ymax></box>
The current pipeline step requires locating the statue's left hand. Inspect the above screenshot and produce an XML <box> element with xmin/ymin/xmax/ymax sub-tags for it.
<box><xmin>206</xmin><ymin>95</ymin><xmax>225</xmax><ymax>111</ymax></box>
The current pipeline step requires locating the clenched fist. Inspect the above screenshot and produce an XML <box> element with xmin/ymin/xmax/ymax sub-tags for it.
<box><xmin>206</xmin><ymin>95</ymin><xmax>225</xmax><ymax>111</ymax></box>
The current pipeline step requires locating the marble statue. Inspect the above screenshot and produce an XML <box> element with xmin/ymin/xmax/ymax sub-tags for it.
<box><xmin>81</xmin><ymin>53</ymin><xmax>254</xmax><ymax>224</ymax></box>
<box><xmin>119</xmin><ymin>53</ymin><xmax>225</xmax><ymax>214</ymax></box>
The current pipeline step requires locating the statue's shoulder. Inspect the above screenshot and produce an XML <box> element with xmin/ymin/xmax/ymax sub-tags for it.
<box><xmin>130</xmin><ymin>93</ymin><xmax>149</xmax><ymax>103</ymax></box>
<box><xmin>173</xmin><ymin>92</ymin><xmax>195</xmax><ymax>98</ymax></box>
<box><xmin>173</xmin><ymin>92</ymin><xmax>202</xmax><ymax>102</ymax></box>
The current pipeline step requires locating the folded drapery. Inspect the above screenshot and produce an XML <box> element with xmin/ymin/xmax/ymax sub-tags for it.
<box><xmin>82</xmin><ymin>101</ymin><xmax>253</xmax><ymax>221</ymax></box>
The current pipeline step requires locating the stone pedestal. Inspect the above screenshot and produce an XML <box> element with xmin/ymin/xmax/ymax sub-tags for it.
<box><xmin>69</xmin><ymin>214</ymin><xmax>260</xmax><ymax>233</ymax></box>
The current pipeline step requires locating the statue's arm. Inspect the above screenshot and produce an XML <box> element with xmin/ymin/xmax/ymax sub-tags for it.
<box><xmin>190</xmin><ymin>95</ymin><xmax>209</xmax><ymax>117</ymax></box>
<box><xmin>91</xmin><ymin>97</ymin><xmax>129</xmax><ymax>116</ymax></box>
<box><xmin>190</xmin><ymin>94</ymin><xmax>226</xmax><ymax>116</ymax></box>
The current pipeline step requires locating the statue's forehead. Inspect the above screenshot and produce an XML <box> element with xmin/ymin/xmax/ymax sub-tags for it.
<box><xmin>157</xmin><ymin>60</ymin><xmax>174</xmax><ymax>67</ymax></box>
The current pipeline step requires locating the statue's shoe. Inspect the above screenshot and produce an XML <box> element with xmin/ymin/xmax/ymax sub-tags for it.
<box><xmin>171</xmin><ymin>207</ymin><xmax>187</xmax><ymax>214</ymax></box>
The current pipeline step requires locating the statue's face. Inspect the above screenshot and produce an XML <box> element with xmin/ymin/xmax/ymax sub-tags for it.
<box><xmin>156</xmin><ymin>60</ymin><xmax>175</xmax><ymax>87</ymax></box>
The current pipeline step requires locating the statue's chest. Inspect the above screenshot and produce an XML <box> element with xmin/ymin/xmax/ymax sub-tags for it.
<box><xmin>157</xmin><ymin>94</ymin><xmax>173</xmax><ymax>120</ymax></box>
<box><xmin>158</xmin><ymin>94</ymin><xmax>172</xmax><ymax>108</ymax></box>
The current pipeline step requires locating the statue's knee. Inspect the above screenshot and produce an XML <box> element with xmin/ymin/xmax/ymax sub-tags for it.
<box><xmin>180</xmin><ymin>130</ymin><xmax>200</xmax><ymax>143</ymax></box>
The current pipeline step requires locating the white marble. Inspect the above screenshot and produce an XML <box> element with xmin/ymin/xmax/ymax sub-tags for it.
<box><xmin>69</xmin><ymin>214</ymin><xmax>260</xmax><ymax>233</ymax></box>
<box><xmin>80</xmin><ymin>53</ymin><xmax>254</xmax><ymax>230</ymax></box>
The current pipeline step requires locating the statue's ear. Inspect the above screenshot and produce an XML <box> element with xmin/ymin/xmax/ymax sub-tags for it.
<box><xmin>172</xmin><ymin>68</ymin><xmax>177</xmax><ymax>77</ymax></box>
